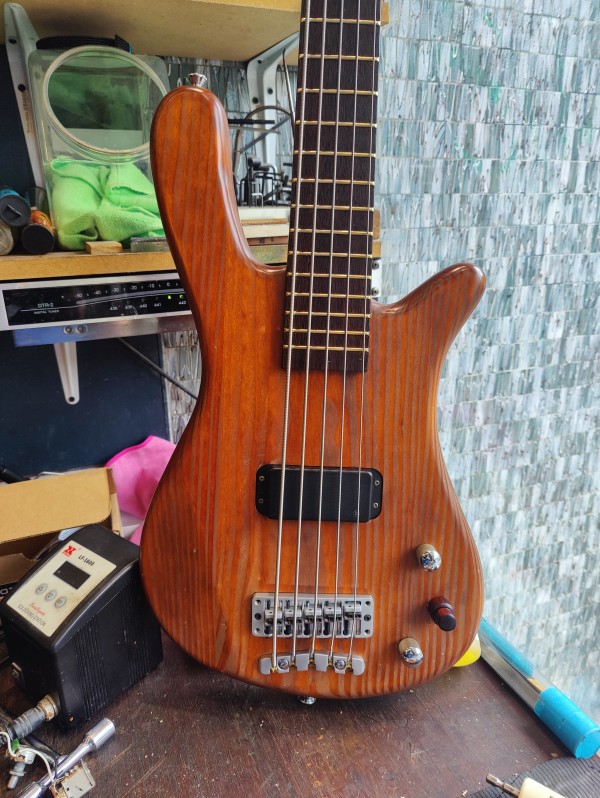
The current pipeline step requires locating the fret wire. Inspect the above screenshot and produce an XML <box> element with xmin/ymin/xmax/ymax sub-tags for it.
<box><xmin>295</xmin><ymin>203</ymin><xmax>374</xmax><ymax>211</ymax></box>
<box><xmin>300</xmin><ymin>89</ymin><xmax>378</xmax><ymax>96</ymax></box>
<box><xmin>286</xmin><ymin>329</ymin><xmax>370</xmax><ymax>336</ymax></box>
<box><xmin>294</xmin><ymin>150</ymin><xmax>373</xmax><ymax>157</ymax></box>
<box><xmin>288</xmin><ymin>272</ymin><xmax>370</xmax><ymax>278</ymax></box>
<box><xmin>301</xmin><ymin>17</ymin><xmax>381</xmax><ymax>25</ymax></box>
<box><xmin>292</xmin><ymin>251</ymin><xmax>373</xmax><ymax>258</ymax></box>
<box><xmin>285</xmin><ymin>0</ymin><xmax>380</xmax><ymax>377</ymax></box>
<box><xmin>285</xmin><ymin>310</ymin><xmax>371</xmax><ymax>318</ymax></box>
<box><xmin>300</xmin><ymin>54</ymin><xmax>379</xmax><ymax>62</ymax></box>
<box><xmin>286</xmin><ymin>292</ymin><xmax>372</xmax><ymax>299</ymax></box>
<box><xmin>292</xmin><ymin>178</ymin><xmax>375</xmax><ymax>185</ymax></box>
<box><xmin>294</xmin><ymin>229</ymin><xmax>373</xmax><ymax>236</ymax></box>
<box><xmin>295</xmin><ymin>121</ymin><xmax>377</xmax><ymax>127</ymax></box>
<box><xmin>284</xmin><ymin>345</ymin><xmax>370</xmax><ymax>352</ymax></box>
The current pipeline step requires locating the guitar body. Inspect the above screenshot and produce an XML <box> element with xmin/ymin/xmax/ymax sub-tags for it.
<box><xmin>141</xmin><ymin>85</ymin><xmax>484</xmax><ymax>699</ymax></box>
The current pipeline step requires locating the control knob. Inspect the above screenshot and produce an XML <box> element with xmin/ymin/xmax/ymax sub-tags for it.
<box><xmin>398</xmin><ymin>638</ymin><xmax>424</xmax><ymax>667</ymax></box>
<box><xmin>415</xmin><ymin>543</ymin><xmax>442</xmax><ymax>571</ymax></box>
<box><xmin>428</xmin><ymin>596</ymin><xmax>457</xmax><ymax>631</ymax></box>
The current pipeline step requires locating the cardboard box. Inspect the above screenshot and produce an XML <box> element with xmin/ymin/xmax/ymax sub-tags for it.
<box><xmin>0</xmin><ymin>468</ymin><xmax>122</xmax><ymax>595</ymax></box>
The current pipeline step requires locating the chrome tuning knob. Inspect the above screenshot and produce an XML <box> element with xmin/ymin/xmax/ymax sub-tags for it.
<box><xmin>398</xmin><ymin>638</ymin><xmax>424</xmax><ymax>667</ymax></box>
<box><xmin>415</xmin><ymin>543</ymin><xmax>442</xmax><ymax>571</ymax></box>
<box><xmin>188</xmin><ymin>72</ymin><xmax>208</xmax><ymax>87</ymax></box>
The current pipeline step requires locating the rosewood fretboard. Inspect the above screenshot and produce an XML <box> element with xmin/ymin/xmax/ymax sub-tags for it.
<box><xmin>284</xmin><ymin>0</ymin><xmax>381</xmax><ymax>372</ymax></box>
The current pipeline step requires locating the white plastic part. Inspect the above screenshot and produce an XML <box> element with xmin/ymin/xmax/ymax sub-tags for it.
<box><xmin>519</xmin><ymin>778</ymin><xmax>567</xmax><ymax>798</ymax></box>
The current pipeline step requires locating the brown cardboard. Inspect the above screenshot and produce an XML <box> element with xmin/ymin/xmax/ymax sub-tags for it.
<box><xmin>0</xmin><ymin>468</ymin><xmax>122</xmax><ymax>589</ymax></box>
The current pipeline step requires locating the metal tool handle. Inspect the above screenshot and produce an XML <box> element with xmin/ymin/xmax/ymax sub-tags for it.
<box><xmin>16</xmin><ymin>719</ymin><xmax>115</xmax><ymax>798</ymax></box>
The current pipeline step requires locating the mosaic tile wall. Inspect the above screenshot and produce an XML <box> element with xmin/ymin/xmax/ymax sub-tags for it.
<box><xmin>158</xmin><ymin>0</ymin><xmax>599</xmax><ymax>720</ymax></box>
<box><xmin>377</xmin><ymin>0</ymin><xmax>600</xmax><ymax>721</ymax></box>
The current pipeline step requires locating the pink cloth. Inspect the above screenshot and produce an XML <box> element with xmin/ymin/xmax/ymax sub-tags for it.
<box><xmin>106</xmin><ymin>435</ymin><xmax>175</xmax><ymax>544</ymax></box>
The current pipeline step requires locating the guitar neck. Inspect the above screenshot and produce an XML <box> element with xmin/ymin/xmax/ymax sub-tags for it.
<box><xmin>285</xmin><ymin>0</ymin><xmax>382</xmax><ymax>373</ymax></box>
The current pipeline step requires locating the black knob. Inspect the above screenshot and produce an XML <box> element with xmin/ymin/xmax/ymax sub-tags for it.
<box><xmin>428</xmin><ymin>596</ymin><xmax>456</xmax><ymax>631</ymax></box>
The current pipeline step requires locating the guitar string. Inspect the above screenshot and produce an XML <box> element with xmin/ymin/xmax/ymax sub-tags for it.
<box><xmin>305</xmin><ymin>0</ymin><xmax>330</xmax><ymax>663</ymax></box>
<box><xmin>357</xmin><ymin>0</ymin><xmax>379</xmax><ymax>657</ymax></box>
<box><xmin>348</xmin><ymin>0</ymin><xmax>376</xmax><ymax>665</ymax></box>
<box><xmin>273</xmin><ymin>0</ymin><xmax>313</xmax><ymax>672</ymax></box>
<box><xmin>328</xmin><ymin>0</ymin><xmax>348</xmax><ymax>664</ymax></box>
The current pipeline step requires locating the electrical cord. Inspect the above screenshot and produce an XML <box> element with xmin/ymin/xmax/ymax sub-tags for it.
<box><xmin>117</xmin><ymin>338</ymin><xmax>199</xmax><ymax>400</ymax></box>
<box><xmin>0</xmin><ymin>707</ymin><xmax>60</xmax><ymax>766</ymax></box>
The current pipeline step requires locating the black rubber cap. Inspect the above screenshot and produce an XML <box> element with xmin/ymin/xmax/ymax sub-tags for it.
<box><xmin>21</xmin><ymin>222</ymin><xmax>55</xmax><ymax>255</ymax></box>
<box><xmin>0</xmin><ymin>193</ymin><xmax>30</xmax><ymax>227</ymax></box>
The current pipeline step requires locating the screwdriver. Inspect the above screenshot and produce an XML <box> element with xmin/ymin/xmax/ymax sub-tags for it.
<box><xmin>486</xmin><ymin>774</ymin><xmax>567</xmax><ymax>798</ymax></box>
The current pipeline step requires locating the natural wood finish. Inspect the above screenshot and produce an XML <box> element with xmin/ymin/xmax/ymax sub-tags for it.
<box><xmin>1</xmin><ymin>0</ymin><xmax>302</xmax><ymax>62</ymax></box>
<box><xmin>381</xmin><ymin>0</ymin><xmax>390</xmax><ymax>25</ymax></box>
<box><xmin>0</xmin><ymin>251</ymin><xmax>174</xmax><ymax>281</ymax></box>
<box><xmin>140</xmin><ymin>85</ymin><xmax>485</xmax><ymax>699</ymax></box>
<box><xmin>0</xmin><ymin>232</ymin><xmax>288</xmax><ymax>282</ymax></box>
<box><xmin>84</xmin><ymin>241</ymin><xmax>124</xmax><ymax>254</ymax></box>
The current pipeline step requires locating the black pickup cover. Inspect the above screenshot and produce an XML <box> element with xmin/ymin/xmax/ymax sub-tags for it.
<box><xmin>255</xmin><ymin>465</ymin><xmax>383</xmax><ymax>522</ymax></box>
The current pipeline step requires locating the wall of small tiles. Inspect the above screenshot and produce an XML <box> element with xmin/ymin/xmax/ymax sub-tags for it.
<box><xmin>158</xmin><ymin>0</ymin><xmax>599</xmax><ymax>720</ymax></box>
<box><xmin>378</xmin><ymin>0</ymin><xmax>599</xmax><ymax>720</ymax></box>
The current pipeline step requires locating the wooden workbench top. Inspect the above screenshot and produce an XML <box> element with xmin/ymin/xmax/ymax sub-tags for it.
<box><xmin>0</xmin><ymin>636</ymin><xmax>569</xmax><ymax>798</ymax></box>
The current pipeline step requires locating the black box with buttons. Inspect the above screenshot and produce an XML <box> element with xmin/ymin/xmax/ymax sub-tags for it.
<box><xmin>0</xmin><ymin>525</ymin><xmax>162</xmax><ymax>729</ymax></box>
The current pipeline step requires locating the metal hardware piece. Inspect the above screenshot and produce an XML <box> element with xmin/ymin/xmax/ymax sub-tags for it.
<box><xmin>398</xmin><ymin>638</ymin><xmax>424</xmax><ymax>668</ymax></box>
<box><xmin>188</xmin><ymin>72</ymin><xmax>208</xmax><ymax>88</ymax></box>
<box><xmin>6</xmin><ymin>694</ymin><xmax>58</xmax><ymax>741</ymax></box>
<box><xmin>54</xmin><ymin>761</ymin><xmax>96</xmax><ymax>798</ymax></box>
<box><xmin>371</xmin><ymin>258</ymin><xmax>382</xmax><ymax>297</ymax></box>
<box><xmin>316</xmin><ymin>652</ymin><xmax>366</xmax><ymax>675</ymax></box>
<box><xmin>7</xmin><ymin>755</ymin><xmax>33</xmax><ymax>791</ymax></box>
<box><xmin>415</xmin><ymin>543</ymin><xmax>442</xmax><ymax>571</ymax></box>
<box><xmin>16</xmin><ymin>718</ymin><xmax>115</xmax><ymax>798</ymax></box>
<box><xmin>246</xmin><ymin>32</ymin><xmax>300</xmax><ymax>167</ymax></box>
<box><xmin>253</xmin><ymin>593</ymin><xmax>374</xmax><ymax>638</ymax></box>
<box><xmin>258</xmin><ymin>651</ymin><xmax>365</xmax><ymax>675</ymax></box>
<box><xmin>485</xmin><ymin>775</ymin><xmax>520</xmax><ymax>797</ymax></box>
<box><xmin>298</xmin><ymin>695</ymin><xmax>316</xmax><ymax>705</ymax></box>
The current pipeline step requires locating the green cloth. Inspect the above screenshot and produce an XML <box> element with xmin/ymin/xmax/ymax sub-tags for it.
<box><xmin>49</xmin><ymin>158</ymin><xmax>164</xmax><ymax>250</ymax></box>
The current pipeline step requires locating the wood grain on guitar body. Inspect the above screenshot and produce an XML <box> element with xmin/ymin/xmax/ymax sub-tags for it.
<box><xmin>140</xmin><ymin>0</ymin><xmax>485</xmax><ymax>699</ymax></box>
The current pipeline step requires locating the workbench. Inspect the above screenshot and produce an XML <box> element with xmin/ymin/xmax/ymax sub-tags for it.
<box><xmin>0</xmin><ymin>635</ymin><xmax>569</xmax><ymax>798</ymax></box>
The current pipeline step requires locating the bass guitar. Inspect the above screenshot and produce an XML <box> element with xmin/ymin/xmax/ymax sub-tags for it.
<box><xmin>140</xmin><ymin>0</ymin><xmax>485</xmax><ymax>698</ymax></box>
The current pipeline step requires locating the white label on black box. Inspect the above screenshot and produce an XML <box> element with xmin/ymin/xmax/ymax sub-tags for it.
<box><xmin>6</xmin><ymin>540</ymin><xmax>116</xmax><ymax>637</ymax></box>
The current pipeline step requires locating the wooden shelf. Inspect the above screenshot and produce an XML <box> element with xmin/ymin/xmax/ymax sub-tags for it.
<box><xmin>0</xmin><ymin>250</ymin><xmax>176</xmax><ymax>281</ymax></box>
<box><xmin>1</xmin><ymin>0</ymin><xmax>301</xmax><ymax>61</ymax></box>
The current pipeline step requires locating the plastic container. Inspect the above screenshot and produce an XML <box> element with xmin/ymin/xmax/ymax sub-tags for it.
<box><xmin>27</xmin><ymin>46</ymin><xmax>169</xmax><ymax>250</ymax></box>
<box><xmin>0</xmin><ymin>219</ymin><xmax>16</xmax><ymax>255</ymax></box>
<box><xmin>0</xmin><ymin>187</ymin><xmax>30</xmax><ymax>228</ymax></box>
<box><xmin>21</xmin><ymin>186</ymin><xmax>55</xmax><ymax>254</ymax></box>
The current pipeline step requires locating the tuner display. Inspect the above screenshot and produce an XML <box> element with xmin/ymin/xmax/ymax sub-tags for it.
<box><xmin>2</xmin><ymin>274</ymin><xmax>189</xmax><ymax>328</ymax></box>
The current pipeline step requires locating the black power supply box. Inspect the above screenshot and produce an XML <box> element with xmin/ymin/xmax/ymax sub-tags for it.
<box><xmin>0</xmin><ymin>525</ymin><xmax>162</xmax><ymax>729</ymax></box>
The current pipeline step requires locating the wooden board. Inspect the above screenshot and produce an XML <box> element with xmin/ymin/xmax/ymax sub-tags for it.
<box><xmin>0</xmin><ymin>0</ymin><xmax>301</xmax><ymax>61</ymax></box>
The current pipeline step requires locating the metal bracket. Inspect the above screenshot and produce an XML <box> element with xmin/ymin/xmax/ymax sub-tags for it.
<box><xmin>252</xmin><ymin>593</ymin><xmax>374</xmax><ymax>639</ymax></box>
<box><xmin>3</xmin><ymin>3</ymin><xmax>45</xmax><ymax>187</ymax></box>
<box><xmin>246</xmin><ymin>32</ymin><xmax>299</xmax><ymax>169</ymax></box>
<box><xmin>258</xmin><ymin>651</ymin><xmax>366</xmax><ymax>675</ymax></box>
<box><xmin>53</xmin><ymin>342</ymin><xmax>80</xmax><ymax>404</ymax></box>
